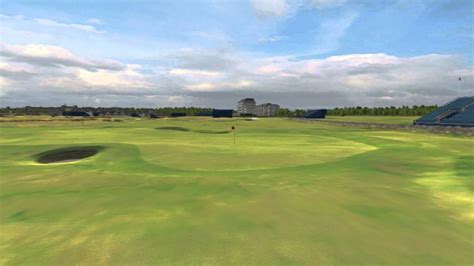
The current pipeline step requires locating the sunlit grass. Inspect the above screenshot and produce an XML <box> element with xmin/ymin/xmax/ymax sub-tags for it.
<box><xmin>0</xmin><ymin>117</ymin><xmax>472</xmax><ymax>264</ymax></box>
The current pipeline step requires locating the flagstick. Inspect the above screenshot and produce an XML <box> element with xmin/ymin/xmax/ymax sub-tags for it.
<box><xmin>231</xmin><ymin>126</ymin><xmax>236</xmax><ymax>144</ymax></box>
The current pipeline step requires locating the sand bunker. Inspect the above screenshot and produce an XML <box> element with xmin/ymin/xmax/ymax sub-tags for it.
<box><xmin>36</xmin><ymin>146</ymin><xmax>103</xmax><ymax>164</ymax></box>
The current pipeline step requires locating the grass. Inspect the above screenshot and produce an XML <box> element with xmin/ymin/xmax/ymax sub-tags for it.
<box><xmin>0</xmin><ymin>117</ymin><xmax>472</xmax><ymax>264</ymax></box>
<box><xmin>325</xmin><ymin>115</ymin><xmax>420</xmax><ymax>124</ymax></box>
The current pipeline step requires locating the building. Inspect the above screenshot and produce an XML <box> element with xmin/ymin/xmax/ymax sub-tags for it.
<box><xmin>196</xmin><ymin>111</ymin><xmax>213</xmax><ymax>116</ymax></box>
<box><xmin>212</xmin><ymin>109</ymin><xmax>233</xmax><ymax>118</ymax></box>
<box><xmin>303</xmin><ymin>109</ymin><xmax>327</xmax><ymax>119</ymax></box>
<box><xmin>255</xmin><ymin>103</ymin><xmax>280</xmax><ymax>117</ymax></box>
<box><xmin>414</xmin><ymin>96</ymin><xmax>474</xmax><ymax>127</ymax></box>
<box><xmin>237</xmin><ymin>98</ymin><xmax>256</xmax><ymax>115</ymax></box>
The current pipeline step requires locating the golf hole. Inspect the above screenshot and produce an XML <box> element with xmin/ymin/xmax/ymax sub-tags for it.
<box><xmin>36</xmin><ymin>146</ymin><xmax>104</xmax><ymax>164</ymax></box>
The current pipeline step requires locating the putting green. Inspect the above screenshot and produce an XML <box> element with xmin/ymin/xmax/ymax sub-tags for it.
<box><xmin>0</xmin><ymin>117</ymin><xmax>473</xmax><ymax>265</ymax></box>
<box><xmin>139</xmin><ymin>135</ymin><xmax>376</xmax><ymax>171</ymax></box>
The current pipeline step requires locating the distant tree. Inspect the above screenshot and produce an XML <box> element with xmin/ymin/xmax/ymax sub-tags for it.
<box><xmin>325</xmin><ymin>105</ymin><xmax>437</xmax><ymax>116</ymax></box>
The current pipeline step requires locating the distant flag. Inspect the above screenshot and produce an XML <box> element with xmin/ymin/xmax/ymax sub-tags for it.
<box><xmin>231</xmin><ymin>126</ymin><xmax>236</xmax><ymax>144</ymax></box>
<box><xmin>459</xmin><ymin>77</ymin><xmax>462</xmax><ymax>81</ymax></box>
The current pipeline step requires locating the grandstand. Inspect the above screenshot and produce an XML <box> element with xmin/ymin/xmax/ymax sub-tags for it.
<box><xmin>303</xmin><ymin>109</ymin><xmax>327</xmax><ymax>119</ymax></box>
<box><xmin>414</xmin><ymin>96</ymin><xmax>474</xmax><ymax>127</ymax></box>
<box><xmin>212</xmin><ymin>109</ymin><xmax>233</xmax><ymax>118</ymax></box>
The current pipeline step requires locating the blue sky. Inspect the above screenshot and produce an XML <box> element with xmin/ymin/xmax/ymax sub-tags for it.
<box><xmin>0</xmin><ymin>0</ymin><xmax>473</xmax><ymax>108</ymax></box>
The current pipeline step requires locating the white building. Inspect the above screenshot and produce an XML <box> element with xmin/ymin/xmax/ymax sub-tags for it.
<box><xmin>255</xmin><ymin>103</ymin><xmax>280</xmax><ymax>117</ymax></box>
<box><xmin>237</xmin><ymin>98</ymin><xmax>256</xmax><ymax>115</ymax></box>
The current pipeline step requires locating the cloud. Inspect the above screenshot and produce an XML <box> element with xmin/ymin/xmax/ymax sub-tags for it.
<box><xmin>258</xmin><ymin>35</ymin><xmax>288</xmax><ymax>42</ymax></box>
<box><xmin>0</xmin><ymin>43</ymin><xmax>153</xmax><ymax>106</ymax></box>
<box><xmin>251</xmin><ymin>0</ymin><xmax>289</xmax><ymax>18</ymax></box>
<box><xmin>0</xmin><ymin>43</ymin><xmax>124</xmax><ymax>71</ymax></box>
<box><xmin>169</xmin><ymin>68</ymin><xmax>221</xmax><ymax>77</ymax></box>
<box><xmin>86</xmin><ymin>18</ymin><xmax>104</xmax><ymax>25</ymax></box>
<box><xmin>309</xmin><ymin>0</ymin><xmax>348</xmax><ymax>9</ymax></box>
<box><xmin>76</xmin><ymin>66</ymin><xmax>152</xmax><ymax>89</ymax></box>
<box><xmin>33</xmin><ymin>18</ymin><xmax>104</xmax><ymax>34</ymax></box>
<box><xmin>0</xmin><ymin>14</ymin><xmax>104</xmax><ymax>34</ymax></box>
<box><xmin>0</xmin><ymin>62</ymin><xmax>37</xmax><ymax>80</ymax></box>
<box><xmin>186</xmin><ymin>80</ymin><xmax>253</xmax><ymax>91</ymax></box>
<box><xmin>312</xmin><ymin>12</ymin><xmax>358</xmax><ymax>54</ymax></box>
<box><xmin>171</xmin><ymin>49</ymin><xmax>238</xmax><ymax>71</ymax></box>
<box><xmin>167</xmin><ymin>95</ymin><xmax>184</xmax><ymax>102</ymax></box>
<box><xmin>1</xmin><ymin>42</ymin><xmax>472</xmax><ymax>108</ymax></box>
<box><xmin>250</xmin><ymin>0</ymin><xmax>351</xmax><ymax>19</ymax></box>
<box><xmin>0</xmin><ymin>14</ymin><xmax>23</xmax><ymax>20</ymax></box>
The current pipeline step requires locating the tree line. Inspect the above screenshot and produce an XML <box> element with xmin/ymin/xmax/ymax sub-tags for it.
<box><xmin>0</xmin><ymin>106</ymin><xmax>213</xmax><ymax>116</ymax></box>
<box><xmin>326</xmin><ymin>105</ymin><xmax>438</xmax><ymax>116</ymax></box>
<box><xmin>1</xmin><ymin>105</ymin><xmax>437</xmax><ymax>117</ymax></box>
<box><xmin>275</xmin><ymin>105</ymin><xmax>438</xmax><ymax>117</ymax></box>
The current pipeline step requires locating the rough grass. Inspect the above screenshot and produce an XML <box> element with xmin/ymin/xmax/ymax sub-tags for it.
<box><xmin>0</xmin><ymin>117</ymin><xmax>472</xmax><ymax>265</ymax></box>
<box><xmin>325</xmin><ymin>115</ymin><xmax>420</xmax><ymax>124</ymax></box>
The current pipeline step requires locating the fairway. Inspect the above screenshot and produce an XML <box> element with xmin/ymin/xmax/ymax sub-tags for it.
<box><xmin>0</xmin><ymin>117</ymin><xmax>473</xmax><ymax>264</ymax></box>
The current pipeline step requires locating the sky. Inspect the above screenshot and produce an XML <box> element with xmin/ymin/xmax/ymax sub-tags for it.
<box><xmin>0</xmin><ymin>0</ymin><xmax>473</xmax><ymax>108</ymax></box>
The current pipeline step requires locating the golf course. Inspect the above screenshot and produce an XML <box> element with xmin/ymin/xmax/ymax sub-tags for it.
<box><xmin>0</xmin><ymin>117</ymin><xmax>472</xmax><ymax>264</ymax></box>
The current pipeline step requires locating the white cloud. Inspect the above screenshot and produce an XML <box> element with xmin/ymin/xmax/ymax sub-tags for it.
<box><xmin>326</xmin><ymin>53</ymin><xmax>398</xmax><ymax>65</ymax></box>
<box><xmin>168</xmin><ymin>95</ymin><xmax>185</xmax><ymax>103</ymax></box>
<box><xmin>0</xmin><ymin>77</ymin><xmax>12</xmax><ymax>94</ymax></box>
<box><xmin>33</xmin><ymin>18</ymin><xmax>104</xmax><ymax>34</ymax></box>
<box><xmin>0</xmin><ymin>61</ymin><xmax>37</xmax><ymax>76</ymax></box>
<box><xmin>0</xmin><ymin>43</ymin><xmax>124</xmax><ymax>71</ymax></box>
<box><xmin>77</xmin><ymin>66</ymin><xmax>151</xmax><ymax>89</ymax></box>
<box><xmin>251</xmin><ymin>0</ymin><xmax>289</xmax><ymax>18</ymax></box>
<box><xmin>256</xmin><ymin>64</ymin><xmax>281</xmax><ymax>74</ymax></box>
<box><xmin>186</xmin><ymin>80</ymin><xmax>253</xmax><ymax>91</ymax></box>
<box><xmin>169</xmin><ymin>68</ymin><xmax>221</xmax><ymax>77</ymax></box>
<box><xmin>1</xmin><ymin>42</ymin><xmax>473</xmax><ymax>108</ymax></box>
<box><xmin>0</xmin><ymin>43</ymin><xmax>152</xmax><ymax>101</ymax></box>
<box><xmin>0</xmin><ymin>14</ymin><xmax>104</xmax><ymax>34</ymax></box>
<box><xmin>86</xmin><ymin>18</ymin><xmax>104</xmax><ymax>25</ymax></box>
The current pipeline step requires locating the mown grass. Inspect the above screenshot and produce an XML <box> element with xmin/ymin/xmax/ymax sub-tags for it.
<box><xmin>0</xmin><ymin>117</ymin><xmax>472</xmax><ymax>265</ymax></box>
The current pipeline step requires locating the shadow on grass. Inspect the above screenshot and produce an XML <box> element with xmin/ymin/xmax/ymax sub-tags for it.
<box><xmin>156</xmin><ymin>127</ymin><xmax>230</xmax><ymax>134</ymax></box>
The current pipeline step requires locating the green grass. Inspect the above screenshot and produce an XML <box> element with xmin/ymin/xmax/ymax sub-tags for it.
<box><xmin>0</xmin><ymin>117</ymin><xmax>472</xmax><ymax>264</ymax></box>
<box><xmin>326</xmin><ymin>115</ymin><xmax>420</xmax><ymax>124</ymax></box>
